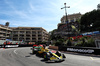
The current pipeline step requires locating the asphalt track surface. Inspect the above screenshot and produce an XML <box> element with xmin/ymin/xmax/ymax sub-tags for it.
<box><xmin>0</xmin><ymin>47</ymin><xmax>100</xmax><ymax>66</ymax></box>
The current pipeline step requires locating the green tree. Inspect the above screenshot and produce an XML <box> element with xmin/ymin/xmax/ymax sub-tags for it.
<box><xmin>49</xmin><ymin>29</ymin><xmax>63</xmax><ymax>40</ymax></box>
<box><xmin>80</xmin><ymin>9</ymin><xmax>100</xmax><ymax>32</ymax></box>
<box><xmin>49</xmin><ymin>29</ymin><xmax>57</xmax><ymax>40</ymax></box>
<box><xmin>55</xmin><ymin>39</ymin><xmax>64</xmax><ymax>46</ymax></box>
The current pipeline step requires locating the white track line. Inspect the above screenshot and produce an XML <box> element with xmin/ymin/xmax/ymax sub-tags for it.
<box><xmin>14</xmin><ymin>49</ymin><xmax>18</xmax><ymax>54</ymax></box>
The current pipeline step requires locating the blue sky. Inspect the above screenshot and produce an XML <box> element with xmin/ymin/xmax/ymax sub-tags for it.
<box><xmin>0</xmin><ymin>0</ymin><xmax>99</xmax><ymax>32</ymax></box>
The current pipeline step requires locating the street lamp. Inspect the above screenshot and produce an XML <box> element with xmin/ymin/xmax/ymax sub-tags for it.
<box><xmin>61</xmin><ymin>3</ymin><xmax>70</xmax><ymax>24</ymax></box>
<box><xmin>61</xmin><ymin>3</ymin><xmax>70</xmax><ymax>37</ymax></box>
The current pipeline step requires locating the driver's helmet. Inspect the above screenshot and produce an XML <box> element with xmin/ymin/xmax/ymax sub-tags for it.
<box><xmin>45</xmin><ymin>48</ymin><xmax>49</xmax><ymax>52</ymax></box>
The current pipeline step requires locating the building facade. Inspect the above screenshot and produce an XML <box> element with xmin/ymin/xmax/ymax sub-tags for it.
<box><xmin>61</xmin><ymin>13</ymin><xmax>81</xmax><ymax>23</ymax></box>
<box><xmin>54</xmin><ymin>13</ymin><xmax>81</xmax><ymax>39</ymax></box>
<box><xmin>11</xmin><ymin>27</ymin><xmax>49</xmax><ymax>42</ymax></box>
<box><xmin>0</xmin><ymin>24</ymin><xmax>12</xmax><ymax>40</ymax></box>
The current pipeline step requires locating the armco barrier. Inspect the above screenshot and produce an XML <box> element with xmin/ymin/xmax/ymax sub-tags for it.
<box><xmin>58</xmin><ymin>46</ymin><xmax>100</xmax><ymax>55</ymax></box>
<box><xmin>19</xmin><ymin>44</ymin><xmax>33</xmax><ymax>47</ymax></box>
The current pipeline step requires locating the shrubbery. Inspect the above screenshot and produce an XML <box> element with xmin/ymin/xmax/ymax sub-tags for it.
<box><xmin>51</xmin><ymin>35</ymin><xmax>96</xmax><ymax>47</ymax></box>
<box><xmin>74</xmin><ymin>36</ymin><xmax>96</xmax><ymax>47</ymax></box>
<box><xmin>55</xmin><ymin>39</ymin><xmax>64</xmax><ymax>46</ymax></box>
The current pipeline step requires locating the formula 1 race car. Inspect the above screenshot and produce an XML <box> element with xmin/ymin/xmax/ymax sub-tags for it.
<box><xmin>31</xmin><ymin>44</ymin><xmax>38</xmax><ymax>54</ymax></box>
<box><xmin>43</xmin><ymin>50</ymin><xmax>66</xmax><ymax>62</ymax></box>
<box><xmin>31</xmin><ymin>44</ymin><xmax>66</xmax><ymax>62</ymax></box>
<box><xmin>31</xmin><ymin>44</ymin><xmax>45</xmax><ymax>54</ymax></box>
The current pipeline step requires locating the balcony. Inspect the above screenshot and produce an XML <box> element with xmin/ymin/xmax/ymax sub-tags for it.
<box><xmin>0</xmin><ymin>34</ymin><xmax>4</xmax><ymax>37</ymax></box>
<box><xmin>13</xmin><ymin>37</ymin><xmax>18</xmax><ymax>38</ymax></box>
<box><xmin>0</xmin><ymin>31</ymin><xmax>6</xmax><ymax>33</ymax></box>
<box><xmin>32</xmin><ymin>33</ymin><xmax>36</xmax><ymax>35</ymax></box>
<box><xmin>6</xmin><ymin>35</ymin><xmax>10</xmax><ymax>37</ymax></box>
<box><xmin>13</xmin><ymin>33</ymin><xmax>18</xmax><ymax>34</ymax></box>
<box><xmin>19</xmin><ymin>33</ymin><xmax>25</xmax><ymax>34</ymax></box>
<box><xmin>7</xmin><ymin>32</ymin><xmax>11</xmax><ymax>34</ymax></box>
<box><xmin>38</xmin><ymin>36</ymin><xmax>42</xmax><ymax>38</ymax></box>
<box><xmin>26</xmin><ymin>31</ymin><xmax>31</xmax><ymax>33</ymax></box>
<box><xmin>26</xmin><ymin>36</ymin><xmax>31</xmax><ymax>38</ymax></box>
<box><xmin>19</xmin><ymin>38</ymin><xmax>24</xmax><ymax>41</ymax></box>
<box><xmin>38</xmin><ymin>33</ymin><xmax>42</xmax><ymax>35</ymax></box>
<box><xmin>0</xmin><ymin>26</ymin><xmax>7</xmax><ymax>29</ymax></box>
<box><xmin>25</xmin><ymin>39</ymin><xmax>31</xmax><ymax>41</ymax></box>
<box><xmin>13</xmin><ymin>36</ymin><xmax>18</xmax><ymax>38</ymax></box>
<box><xmin>38</xmin><ymin>39</ymin><xmax>42</xmax><ymax>42</ymax></box>
<box><xmin>19</xmin><ymin>36</ymin><xmax>24</xmax><ymax>38</ymax></box>
<box><xmin>32</xmin><ymin>35</ymin><xmax>36</xmax><ymax>36</ymax></box>
<box><xmin>26</xmin><ymin>34</ymin><xmax>31</xmax><ymax>36</ymax></box>
<box><xmin>19</xmin><ymin>34</ymin><xmax>24</xmax><ymax>36</ymax></box>
<box><xmin>13</xmin><ymin>39</ymin><xmax>18</xmax><ymax>41</ymax></box>
<box><xmin>32</xmin><ymin>39</ymin><xmax>36</xmax><ymax>41</ymax></box>
<box><xmin>0</xmin><ymin>38</ymin><xmax>5</xmax><ymax>40</ymax></box>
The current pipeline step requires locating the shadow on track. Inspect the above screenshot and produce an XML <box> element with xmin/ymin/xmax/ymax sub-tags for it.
<box><xmin>41</xmin><ymin>59</ymin><xmax>64</xmax><ymax>63</ymax></box>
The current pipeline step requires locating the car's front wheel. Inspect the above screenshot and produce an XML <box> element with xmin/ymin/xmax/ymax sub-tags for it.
<box><xmin>44</xmin><ymin>52</ymin><xmax>50</xmax><ymax>60</ymax></box>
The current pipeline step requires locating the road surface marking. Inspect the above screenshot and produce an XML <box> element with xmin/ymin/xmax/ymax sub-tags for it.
<box><xmin>14</xmin><ymin>50</ymin><xmax>18</xmax><ymax>54</ymax></box>
<box><xmin>90</xmin><ymin>57</ymin><xmax>94</xmax><ymax>60</ymax></box>
<box><xmin>90</xmin><ymin>57</ymin><xmax>100</xmax><ymax>60</ymax></box>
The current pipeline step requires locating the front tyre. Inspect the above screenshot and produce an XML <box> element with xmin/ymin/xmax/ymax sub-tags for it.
<box><xmin>32</xmin><ymin>50</ymin><xmax>36</xmax><ymax>54</ymax></box>
<box><xmin>44</xmin><ymin>52</ymin><xmax>50</xmax><ymax>61</ymax></box>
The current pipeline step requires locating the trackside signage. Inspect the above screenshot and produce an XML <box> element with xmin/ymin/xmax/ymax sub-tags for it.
<box><xmin>5</xmin><ymin>45</ymin><xmax>19</xmax><ymax>48</ymax></box>
<box><xmin>0</xmin><ymin>44</ymin><xmax>33</xmax><ymax>48</ymax></box>
<box><xmin>58</xmin><ymin>46</ymin><xmax>100</xmax><ymax>55</ymax></box>
<box><xmin>67</xmin><ymin>48</ymin><xmax>94</xmax><ymax>53</ymax></box>
<box><xmin>0</xmin><ymin>45</ymin><xmax>4</xmax><ymax>48</ymax></box>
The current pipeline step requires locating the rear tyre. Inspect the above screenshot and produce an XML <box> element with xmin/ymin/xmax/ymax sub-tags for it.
<box><xmin>62</xmin><ymin>54</ymin><xmax>66</xmax><ymax>58</ymax></box>
<box><xmin>56</xmin><ymin>51</ymin><xmax>61</xmax><ymax>56</ymax></box>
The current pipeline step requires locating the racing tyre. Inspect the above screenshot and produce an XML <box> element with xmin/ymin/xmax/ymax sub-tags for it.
<box><xmin>32</xmin><ymin>50</ymin><xmax>36</xmax><ymax>54</ymax></box>
<box><xmin>62</xmin><ymin>54</ymin><xmax>66</xmax><ymax>58</ymax></box>
<box><xmin>36</xmin><ymin>52</ymin><xmax>39</xmax><ymax>56</ymax></box>
<box><xmin>44</xmin><ymin>52</ymin><xmax>50</xmax><ymax>61</ymax></box>
<box><xmin>56</xmin><ymin>51</ymin><xmax>61</xmax><ymax>56</ymax></box>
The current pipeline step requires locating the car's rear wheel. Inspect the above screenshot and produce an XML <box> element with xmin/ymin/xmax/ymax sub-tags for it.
<box><xmin>62</xmin><ymin>54</ymin><xmax>66</xmax><ymax>58</ymax></box>
<box><xmin>56</xmin><ymin>51</ymin><xmax>61</xmax><ymax>56</ymax></box>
